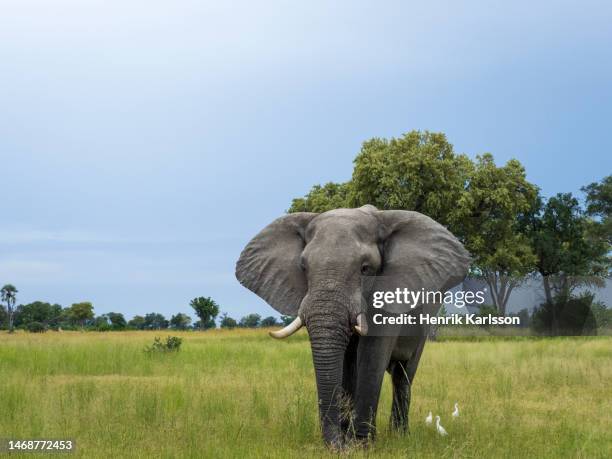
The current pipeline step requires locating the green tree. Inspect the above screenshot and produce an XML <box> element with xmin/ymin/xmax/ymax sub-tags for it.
<box><xmin>190</xmin><ymin>297</ymin><xmax>220</xmax><ymax>330</ymax></box>
<box><xmin>144</xmin><ymin>313</ymin><xmax>169</xmax><ymax>330</ymax></box>
<box><xmin>527</xmin><ymin>193</ymin><xmax>609</xmax><ymax>302</ymax></box>
<box><xmin>128</xmin><ymin>315</ymin><xmax>146</xmax><ymax>330</ymax></box>
<box><xmin>220</xmin><ymin>312</ymin><xmax>237</xmax><ymax>329</ymax></box>
<box><xmin>582</xmin><ymin>174</ymin><xmax>612</xmax><ymax>245</ymax></box>
<box><xmin>458</xmin><ymin>154</ymin><xmax>538</xmax><ymax>315</ymax></box>
<box><xmin>107</xmin><ymin>312</ymin><xmax>127</xmax><ymax>330</ymax></box>
<box><xmin>69</xmin><ymin>302</ymin><xmax>94</xmax><ymax>328</ymax></box>
<box><xmin>350</xmin><ymin>131</ymin><xmax>472</xmax><ymax>230</ymax></box>
<box><xmin>239</xmin><ymin>313</ymin><xmax>261</xmax><ymax>328</ymax></box>
<box><xmin>288</xmin><ymin>182</ymin><xmax>352</xmax><ymax>213</ymax></box>
<box><xmin>14</xmin><ymin>301</ymin><xmax>63</xmax><ymax>329</ymax></box>
<box><xmin>170</xmin><ymin>313</ymin><xmax>192</xmax><ymax>330</ymax></box>
<box><xmin>260</xmin><ymin>316</ymin><xmax>278</xmax><ymax>327</ymax></box>
<box><xmin>1</xmin><ymin>284</ymin><xmax>18</xmax><ymax>333</ymax></box>
<box><xmin>524</xmin><ymin>193</ymin><xmax>610</xmax><ymax>332</ymax></box>
<box><xmin>56</xmin><ymin>307</ymin><xmax>74</xmax><ymax>330</ymax></box>
<box><xmin>289</xmin><ymin>131</ymin><xmax>473</xmax><ymax>229</ymax></box>
<box><xmin>92</xmin><ymin>315</ymin><xmax>111</xmax><ymax>331</ymax></box>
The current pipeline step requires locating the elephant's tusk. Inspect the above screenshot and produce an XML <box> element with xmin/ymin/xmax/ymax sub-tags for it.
<box><xmin>354</xmin><ymin>313</ymin><xmax>368</xmax><ymax>336</ymax></box>
<box><xmin>269</xmin><ymin>316</ymin><xmax>303</xmax><ymax>339</ymax></box>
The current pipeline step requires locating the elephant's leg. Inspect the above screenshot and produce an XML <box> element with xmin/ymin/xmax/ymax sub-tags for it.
<box><xmin>388</xmin><ymin>335</ymin><xmax>428</xmax><ymax>433</ymax></box>
<box><xmin>341</xmin><ymin>335</ymin><xmax>359</xmax><ymax>436</ymax></box>
<box><xmin>353</xmin><ymin>336</ymin><xmax>396</xmax><ymax>441</ymax></box>
<box><xmin>389</xmin><ymin>360</ymin><xmax>410</xmax><ymax>432</ymax></box>
<box><xmin>405</xmin><ymin>336</ymin><xmax>427</xmax><ymax>382</ymax></box>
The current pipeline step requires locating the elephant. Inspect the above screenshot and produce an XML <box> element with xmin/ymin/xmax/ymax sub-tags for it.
<box><xmin>235</xmin><ymin>205</ymin><xmax>470</xmax><ymax>448</ymax></box>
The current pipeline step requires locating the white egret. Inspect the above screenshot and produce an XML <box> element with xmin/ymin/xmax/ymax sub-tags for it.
<box><xmin>425</xmin><ymin>411</ymin><xmax>433</xmax><ymax>425</ymax></box>
<box><xmin>435</xmin><ymin>416</ymin><xmax>448</xmax><ymax>436</ymax></box>
<box><xmin>452</xmin><ymin>402</ymin><xmax>459</xmax><ymax>418</ymax></box>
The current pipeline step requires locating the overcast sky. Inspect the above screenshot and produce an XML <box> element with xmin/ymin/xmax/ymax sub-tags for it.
<box><xmin>1</xmin><ymin>1</ymin><xmax>611</xmax><ymax>320</ymax></box>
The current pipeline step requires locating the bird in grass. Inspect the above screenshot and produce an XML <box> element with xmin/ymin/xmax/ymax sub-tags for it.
<box><xmin>435</xmin><ymin>416</ymin><xmax>448</xmax><ymax>436</ymax></box>
<box><xmin>452</xmin><ymin>402</ymin><xmax>459</xmax><ymax>418</ymax></box>
<box><xmin>425</xmin><ymin>411</ymin><xmax>433</xmax><ymax>425</ymax></box>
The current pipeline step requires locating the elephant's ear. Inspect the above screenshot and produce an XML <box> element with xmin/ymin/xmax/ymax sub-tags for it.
<box><xmin>377</xmin><ymin>210</ymin><xmax>471</xmax><ymax>295</ymax></box>
<box><xmin>236</xmin><ymin>213</ymin><xmax>317</xmax><ymax>316</ymax></box>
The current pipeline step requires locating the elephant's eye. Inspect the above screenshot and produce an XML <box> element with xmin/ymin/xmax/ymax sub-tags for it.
<box><xmin>361</xmin><ymin>263</ymin><xmax>373</xmax><ymax>275</ymax></box>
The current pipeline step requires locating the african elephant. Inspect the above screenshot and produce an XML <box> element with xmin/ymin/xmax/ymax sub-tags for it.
<box><xmin>236</xmin><ymin>205</ymin><xmax>470</xmax><ymax>448</ymax></box>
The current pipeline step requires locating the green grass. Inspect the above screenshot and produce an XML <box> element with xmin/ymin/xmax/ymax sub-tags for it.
<box><xmin>0</xmin><ymin>330</ymin><xmax>610</xmax><ymax>458</ymax></box>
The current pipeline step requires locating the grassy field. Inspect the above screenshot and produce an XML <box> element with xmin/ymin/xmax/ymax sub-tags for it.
<box><xmin>0</xmin><ymin>330</ymin><xmax>610</xmax><ymax>458</ymax></box>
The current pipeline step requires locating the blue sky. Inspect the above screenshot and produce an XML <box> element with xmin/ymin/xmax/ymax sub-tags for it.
<box><xmin>1</xmin><ymin>1</ymin><xmax>611</xmax><ymax>320</ymax></box>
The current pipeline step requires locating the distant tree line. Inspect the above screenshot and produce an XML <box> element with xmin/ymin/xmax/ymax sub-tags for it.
<box><xmin>0</xmin><ymin>291</ymin><xmax>290</xmax><ymax>333</ymax></box>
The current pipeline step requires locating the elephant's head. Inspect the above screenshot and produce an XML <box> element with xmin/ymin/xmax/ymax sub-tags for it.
<box><xmin>236</xmin><ymin>205</ymin><xmax>470</xmax><ymax>446</ymax></box>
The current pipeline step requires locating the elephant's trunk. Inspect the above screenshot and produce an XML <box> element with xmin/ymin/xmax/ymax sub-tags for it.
<box><xmin>305</xmin><ymin>298</ymin><xmax>351</xmax><ymax>448</ymax></box>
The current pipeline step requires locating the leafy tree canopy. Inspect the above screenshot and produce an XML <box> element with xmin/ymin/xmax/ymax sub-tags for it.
<box><xmin>1</xmin><ymin>284</ymin><xmax>18</xmax><ymax>332</ymax></box>
<box><xmin>288</xmin><ymin>131</ymin><xmax>473</xmax><ymax>232</ymax></box>
<box><xmin>457</xmin><ymin>154</ymin><xmax>538</xmax><ymax>314</ymax></box>
<box><xmin>170</xmin><ymin>312</ymin><xmax>192</xmax><ymax>330</ymax></box>
<box><xmin>128</xmin><ymin>315</ymin><xmax>146</xmax><ymax>330</ymax></box>
<box><xmin>523</xmin><ymin>192</ymin><xmax>610</xmax><ymax>307</ymax></box>
<box><xmin>260</xmin><ymin>316</ymin><xmax>278</xmax><ymax>327</ymax></box>
<box><xmin>69</xmin><ymin>302</ymin><xmax>95</xmax><ymax>327</ymax></box>
<box><xmin>14</xmin><ymin>301</ymin><xmax>63</xmax><ymax>328</ymax></box>
<box><xmin>239</xmin><ymin>313</ymin><xmax>261</xmax><ymax>328</ymax></box>
<box><xmin>289</xmin><ymin>182</ymin><xmax>351</xmax><ymax>213</ymax></box>
<box><xmin>143</xmin><ymin>312</ymin><xmax>169</xmax><ymax>330</ymax></box>
<box><xmin>190</xmin><ymin>297</ymin><xmax>220</xmax><ymax>330</ymax></box>
<box><xmin>350</xmin><ymin>131</ymin><xmax>472</xmax><ymax>229</ymax></box>
<box><xmin>220</xmin><ymin>313</ymin><xmax>237</xmax><ymax>329</ymax></box>
<box><xmin>106</xmin><ymin>312</ymin><xmax>127</xmax><ymax>330</ymax></box>
<box><xmin>582</xmin><ymin>174</ymin><xmax>612</xmax><ymax>246</ymax></box>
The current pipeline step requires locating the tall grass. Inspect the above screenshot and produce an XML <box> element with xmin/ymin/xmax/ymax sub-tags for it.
<box><xmin>0</xmin><ymin>330</ymin><xmax>610</xmax><ymax>458</ymax></box>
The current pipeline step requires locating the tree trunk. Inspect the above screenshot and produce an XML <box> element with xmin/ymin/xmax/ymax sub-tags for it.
<box><xmin>542</xmin><ymin>275</ymin><xmax>553</xmax><ymax>304</ymax></box>
<box><xmin>542</xmin><ymin>275</ymin><xmax>557</xmax><ymax>334</ymax></box>
<box><xmin>484</xmin><ymin>272</ymin><xmax>501</xmax><ymax>312</ymax></box>
<box><xmin>499</xmin><ymin>282</ymin><xmax>516</xmax><ymax>317</ymax></box>
<box><xmin>8</xmin><ymin>305</ymin><xmax>14</xmax><ymax>333</ymax></box>
<box><xmin>484</xmin><ymin>271</ymin><xmax>516</xmax><ymax>316</ymax></box>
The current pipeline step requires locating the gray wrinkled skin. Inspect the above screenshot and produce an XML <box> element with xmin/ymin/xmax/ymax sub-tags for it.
<box><xmin>236</xmin><ymin>205</ymin><xmax>470</xmax><ymax>448</ymax></box>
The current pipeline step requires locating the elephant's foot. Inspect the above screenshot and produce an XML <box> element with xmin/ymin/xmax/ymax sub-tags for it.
<box><xmin>325</xmin><ymin>439</ymin><xmax>345</xmax><ymax>452</ymax></box>
<box><xmin>390</xmin><ymin>413</ymin><xmax>409</xmax><ymax>433</ymax></box>
<box><xmin>349</xmin><ymin>436</ymin><xmax>372</xmax><ymax>449</ymax></box>
<box><xmin>390</xmin><ymin>420</ymin><xmax>409</xmax><ymax>434</ymax></box>
<box><xmin>322</xmin><ymin>423</ymin><xmax>346</xmax><ymax>451</ymax></box>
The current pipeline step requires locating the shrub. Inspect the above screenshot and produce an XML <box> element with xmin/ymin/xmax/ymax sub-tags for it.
<box><xmin>220</xmin><ymin>313</ymin><xmax>237</xmax><ymax>329</ymax></box>
<box><xmin>27</xmin><ymin>321</ymin><xmax>47</xmax><ymax>333</ymax></box>
<box><xmin>531</xmin><ymin>294</ymin><xmax>598</xmax><ymax>335</ymax></box>
<box><xmin>590</xmin><ymin>301</ymin><xmax>612</xmax><ymax>329</ymax></box>
<box><xmin>144</xmin><ymin>336</ymin><xmax>183</xmax><ymax>354</ymax></box>
<box><xmin>477</xmin><ymin>304</ymin><xmax>501</xmax><ymax>317</ymax></box>
<box><xmin>239</xmin><ymin>313</ymin><xmax>261</xmax><ymax>328</ymax></box>
<box><xmin>95</xmin><ymin>322</ymin><xmax>112</xmax><ymax>332</ymax></box>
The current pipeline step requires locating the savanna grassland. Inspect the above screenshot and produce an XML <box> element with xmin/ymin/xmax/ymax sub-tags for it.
<box><xmin>0</xmin><ymin>330</ymin><xmax>610</xmax><ymax>458</ymax></box>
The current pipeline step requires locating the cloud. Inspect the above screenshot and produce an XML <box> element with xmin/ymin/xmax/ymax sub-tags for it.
<box><xmin>0</xmin><ymin>259</ymin><xmax>66</xmax><ymax>282</ymax></box>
